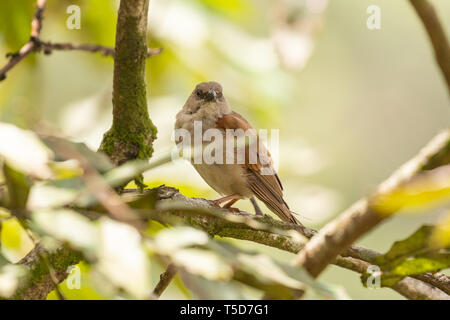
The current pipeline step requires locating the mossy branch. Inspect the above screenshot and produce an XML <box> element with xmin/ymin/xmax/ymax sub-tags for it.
<box><xmin>99</xmin><ymin>0</ymin><xmax>157</xmax><ymax>166</ymax></box>
<box><xmin>9</xmin><ymin>246</ymin><xmax>82</xmax><ymax>300</ymax></box>
<box><xmin>10</xmin><ymin>185</ymin><xmax>449</xmax><ymax>300</ymax></box>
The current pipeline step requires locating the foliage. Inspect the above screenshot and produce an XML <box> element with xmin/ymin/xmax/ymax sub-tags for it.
<box><xmin>0</xmin><ymin>123</ymin><xmax>348</xmax><ymax>299</ymax></box>
<box><xmin>0</xmin><ymin>0</ymin><xmax>449</xmax><ymax>301</ymax></box>
<box><xmin>362</xmin><ymin>224</ymin><xmax>450</xmax><ymax>287</ymax></box>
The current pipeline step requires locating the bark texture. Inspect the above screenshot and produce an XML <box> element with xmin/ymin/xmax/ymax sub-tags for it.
<box><xmin>99</xmin><ymin>0</ymin><xmax>157</xmax><ymax>165</ymax></box>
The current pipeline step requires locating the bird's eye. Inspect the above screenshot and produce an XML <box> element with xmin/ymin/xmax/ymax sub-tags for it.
<box><xmin>196</xmin><ymin>90</ymin><xmax>202</xmax><ymax>97</ymax></box>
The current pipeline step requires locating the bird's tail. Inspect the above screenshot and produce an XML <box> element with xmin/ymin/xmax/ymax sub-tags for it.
<box><xmin>266</xmin><ymin>199</ymin><xmax>303</xmax><ymax>226</ymax></box>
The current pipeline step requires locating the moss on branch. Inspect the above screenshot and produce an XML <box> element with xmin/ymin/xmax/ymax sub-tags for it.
<box><xmin>99</xmin><ymin>0</ymin><xmax>157</xmax><ymax>165</ymax></box>
<box><xmin>9</xmin><ymin>246</ymin><xmax>82</xmax><ymax>300</ymax></box>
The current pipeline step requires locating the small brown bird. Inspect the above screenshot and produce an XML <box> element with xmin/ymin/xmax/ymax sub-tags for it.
<box><xmin>175</xmin><ymin>81</ymin><xmax>301</xmax><ymax>225</ymax></box>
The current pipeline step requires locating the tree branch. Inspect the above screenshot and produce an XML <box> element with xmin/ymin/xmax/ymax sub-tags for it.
<box><xmin>0</xmin><ymin>0</ymin><xmax>161</xmax><ymax>83</ymax></box>
<box><xmin>9</xmin><ymin>184</ymin><xmax>449</xmax><ymax>300</ymax></box>
<box><xmin>292</xmin><ymin>130</ymin><xmax>450</xmax><ymax>289</ymax></box>
<box><xmin>152</xmin><ymin>263</ymin><xmax>179</xmax><ymax>298</ymax></box>
<box><xmin>9</xmin><ymin>245</ymin><xmax>81</xmax><ymax>300</ymax></box>
<box><xmin>37</xmin><ymin>41</ymin><xmax>162</xmax><ymax>58</ymax></box>
<box><xmin>98</xmin><ymin>0</ymin><xmax>157</xmax><ymax>166</ymax></box>
<box><xmin>4</xmin><ymin>0</ymin><xmax>449</xmax><ymax>300</ymax></box>
<box><xmin>36</xmin><ymin>249</ymin><xmax>67</xmax><ymax>300</ymax></box>
<box><xmin>152</xmin><ymin>186</ymin><xmax>450</xmax><ymax>300</ymax></box>
<box><xmin>409</xmin><ymin>0</ymin><xmax>450</xmax><ymax>95</ymax></box>
<box><xmin>0</xmin><ymin>0</ymin><xmax>46</xmax><ymax>81</ymax></box>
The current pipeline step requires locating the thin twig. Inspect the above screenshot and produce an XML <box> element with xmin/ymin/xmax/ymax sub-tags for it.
<box><xmin>36</xmin><ymin>250</ymin><xmax>66</xmax><ymax>300</ymax></box>
<box><xmin>37</xmin><ymin>41</ymin><xmax>162</xmax><ymax>58</ymax></box>
<box><xmin>153</xmin><ymin>263</ymin><xmax>179</xmax><ymax>298</ymax></box>
<box><xmin>0</xmin><ymin>0</ymin><xmax>161</xmax><ymax>82</ymax></box>
<box><xmin>0</xmin><ymin>0</ymin><xmax>46</xmax><ymax>81</ymax></box>
<box><xmin>409</xmin><ymin>0</ymin><xmax>450</xmax><ymax>95</ymax></box>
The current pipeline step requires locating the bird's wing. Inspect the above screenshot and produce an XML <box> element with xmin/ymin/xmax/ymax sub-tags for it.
<box><xmin>216</xmin><ymin>111</ymin><xmax>299</xmax><ymax>224</ymax></box>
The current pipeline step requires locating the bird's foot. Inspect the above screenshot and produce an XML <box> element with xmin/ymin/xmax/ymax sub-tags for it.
<box><xmin>212</xmin><ymin>194</ymin><xmax>240</xmax><ymax>207</ymax></box>
<box><xmin>250</xmin><ymin>197</ymin><xmax>263</xmax><ymax>216</ymax></box>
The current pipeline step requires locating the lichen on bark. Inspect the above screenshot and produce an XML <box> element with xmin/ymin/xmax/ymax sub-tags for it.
<box><xmin>9</xmin><ymin>246</ymin><xmax>82</xmax><ymax>300</ymax></box>
<box><xmin>99</xmin><ymin>0</ymin><xmax>157</xmax><ymax>166</ymax></box>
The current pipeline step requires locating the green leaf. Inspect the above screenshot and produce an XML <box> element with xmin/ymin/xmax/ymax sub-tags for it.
<box><xmin>388</xmin><ymin>253</ymin><xmax>450</xmax><ymax>276</ymax></box>
<box><xmin>3</xmin><ymin>163</ymin><xmax>31</xmax><ymax>210</ymax></box>
<box><xmin>0</xmin><ymin>222</ymin><xmax>27</xmax><ymax>299</ymax></box>
<box><xmin>361</xmin><ymin>225</ymin><xmax>450</xmax><ymax>287</ymax></box>
<box><xmin>374</xmin><ymin>225</ymin><xmax>436</xmax><ymax>268</ymax></box>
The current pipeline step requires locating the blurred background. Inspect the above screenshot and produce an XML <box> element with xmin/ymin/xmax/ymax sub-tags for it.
<box><xmin>0</xmin><ymin>0</ymin><xmax>449</xmax><ymax>299</ymax></box>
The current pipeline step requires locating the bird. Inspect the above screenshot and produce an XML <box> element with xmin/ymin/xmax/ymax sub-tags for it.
<box><xmin>175</xmin><ymin>81</ymin><xmax>301</xmax><ymax>225</ymax></box>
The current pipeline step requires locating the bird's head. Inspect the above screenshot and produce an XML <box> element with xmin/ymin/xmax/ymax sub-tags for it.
<box><xmin>193</xmin><ymin>81</ymin><xmax>223</xmax><ymax>102</ymax></box>
<box><xmin>182</xmin><ymin>81</ymin><xmax>228</xmax><ymax>116</ymax></box>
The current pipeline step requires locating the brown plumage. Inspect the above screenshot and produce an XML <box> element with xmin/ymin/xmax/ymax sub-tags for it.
<box><xmin>175</xmin><ymin>81</ymin><xmax>301</xmax><ymax>225</ymax></box>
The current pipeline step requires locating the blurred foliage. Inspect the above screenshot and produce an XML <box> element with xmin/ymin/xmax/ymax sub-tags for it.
<box><xmin>0</xmin><ymin>0</ymin><xmax>449</xmax><ymax>300</ymax></box>
<box><xmin>362</xmin><ymin>225</ymin><xmax>450</xmax><ymax>287</ymax></box>
<box><xmin>0</xmin><ymin>122</ymin><xmax>349</xmax><ymax>299</ymax></box>
<box><xmin>0</xmin><ymin>121</ymin><xmax>449</xmax><ymax>299</ymax></box>
<box><xmin>374</xmin><ymin>165</ymin><xmax>450</xmax><ymax>215</ymax></box>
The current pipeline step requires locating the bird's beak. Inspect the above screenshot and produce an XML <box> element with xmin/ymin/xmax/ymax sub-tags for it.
<box><xmin>205</xmin><ymin>89</ymin><xmax>217</xmax><ymax>102</ymax></box>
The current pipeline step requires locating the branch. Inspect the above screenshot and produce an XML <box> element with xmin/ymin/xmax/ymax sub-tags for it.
<box><xmin>37</xmin><ymin>41</ymin><xmax>162</xmax><ymax>58</ymax></box>
<box><xmin>0</xmin><ymin>0</ymin><xmax>46</xmax><ymax>81</ymax></box>
<box><xmin>292</xmin><ymin>130</ymin><xmax>450</xmax><ymax>286</ymax></box>
<box><xmin>36</xmin><ymin>249</ymin><xmax>66</xmax><ymax>300</ymax></box>
<box><xmin>9</xmin><ymin>185</ymin><xmax>449</xmax><ymax>300</ymax></box>
<box><xmin>153</xmin><ymin>263</ymin><xmax>179</xmax><ymax>298</ymax></box>
<box><xmin>98</xmin><ymin>0</ymin><xmax>157</xmax><ymax>166</ymax></box>
<box><xmin>151</xmin><ymin>186</ymin><xmax>450</xmax><ymax>300</ymax></box>
<box><xmin>0</xmin><ymin>0</ymin><xmax>161</xmax><ymax>82</ymax></box>
<box><xmin>9</xmin><ymin>245</ymin><xmax>82</xmax><ymax>300</ymax></box>
<box><xmin>409</xmin><ymin>0</ymin><xmax>450</xmax><ymax>95</ymax></box>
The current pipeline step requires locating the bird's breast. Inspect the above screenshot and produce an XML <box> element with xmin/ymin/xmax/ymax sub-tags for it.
<box><xmin>193</xmin><ymin>162</ymin><xmax>252</xmax><ymax>197</ymax></box>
